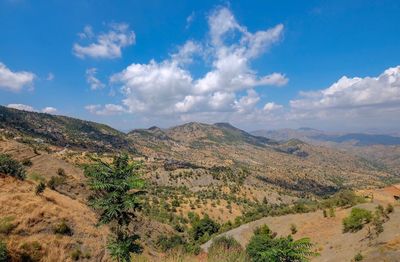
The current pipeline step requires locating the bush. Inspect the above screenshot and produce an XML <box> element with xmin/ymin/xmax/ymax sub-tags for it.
<box><xmin>19</xmin><ymin>241</ymin><xmax>43</xmax><ymax>262</ymax></box>
<box><xmin>0</xmin><ymin>216</ymin><xmax>16</xmax><ymax>235</ymax></box>
<box><xmin>156</xmin><ymin>235</ymin><xmax>185</xmax><ymax>252</ymax></box>
<box><xmin>290</xmin><ymin>224</ymin><xmax>297</xmax><ymax>235</ymax></box>
<box><xmin>47</xmin><ymin>176</ymin><xmax>66</xmax><ymax>190</ymax></box>
<box><xmin>0</xmin><ymin>154</ymin><xmax>26</xmax><ymax>180</ymax></box>
<box><xmin>386</xmin><ymin>204</ymin><xmax>394</xmax><ymax>214</ymax></box>
<box><xmin>0</xmin><ymin>241</ymin><xmax>9</xmax><ymax>262</ymax></box>
<box><xmin>53</xmin><ymin>220</ymin><xmax>73</xmax><ymax>236</ymax></box>
<box><xmin>208</xmin><ymin>236</ymin><xmax>246</xmax><ymax>261</ymax></box>
<box><xmin>21</xmin><ymin>158</ymin><xmax>33</xmax><ymax>167</ymax></box>
<box><xmin>191</xmin><ymin>215</ymin><xmax>220</xmax><ymax>241</ymax></box>
<box><xmin>35</xmin><ymin>182</ymin><xmax>46</xmax><ymax>195</ymax></box>
<box><xmin>343</xmin><ymin>208</ymin><xmax>372</xmax><ymax>233</ymax></box>
<box><xmin>246</xmin><ymin>225</ymin><xmax>316</xmax><ymax>262</ymax></box>
<box><xmin>354</xmin><ymin>252</ymin><xmax>363</xmax><ymax>261</ymax></box>
<box><xmin>57</xmin><ymin>168</ymin><xmax>66</xmax><ymax>177</ymax></box>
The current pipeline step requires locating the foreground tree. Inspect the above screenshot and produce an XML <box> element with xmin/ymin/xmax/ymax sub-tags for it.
<box><xmin>246</xmin><ymin>225</ymin><xmax>317</xmax><ymax>262</ymax></box>
<box><xmin>0</xmin><ymin>154</ymin><xmax>26</xmax><ymax>180</ymax></box>
<box><xmin>85</xmin><ymin>154</ymin><xmax>145</xmax><ymax>262</ymax></box>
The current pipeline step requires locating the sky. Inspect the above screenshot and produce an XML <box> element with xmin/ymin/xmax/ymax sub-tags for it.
<box><xmin>1</xmin><ymin>0</ymin><xmax>400</xmax><ymax>132</ymax></box>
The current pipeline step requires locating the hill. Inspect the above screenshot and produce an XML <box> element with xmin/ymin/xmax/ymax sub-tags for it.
<box><xmin>0</xmin><ymin>105</ymin><xmax>133</xmax><ymax>152</ymax></box>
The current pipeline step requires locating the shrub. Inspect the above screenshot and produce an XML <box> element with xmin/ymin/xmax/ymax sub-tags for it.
<box><xmin>329</xmin><ymin>207</ymin><xmax>336</xmax><ymax>217</ymax></box>
<box><xmin>47</xmin><ymin>176</ymin><xmax>66</xmax><ymax>190</ymax></box>
<box><xmin>0</xmin><ymin>216</ymin><xmax>16</xmax><ymax>235</ymax></box>
<box><xmin>19</xmin><ymin>241</ymin><xmax>43</xmax><ymax>262</ymax></box>
<box><xmin>35</xmin><ymin>182</ymin><xmax>46</xmax><ymax>195</ymax></box>
<box><xmin>70</xmin><ymin>248</ymin><xmax>82</xmax><ymax>261</ymax></box>
<box><xmin>0</xmin><ymin>241</ymin><xmax>9</xmax><ymax>262</ymax></box>
<box><xmin>21</xmin><ymin>158</ymin><xmax>33</xmax><ymax>167</ymax></box>
<box><xmin>208</xmin><ymin>236</ymin><xmax>246</xmax><ymax>262</ymax></box>
<box><xmin>290</xmin><ymin>224</ymin><xmax>297</xmax><ymax>235</ymax></box>
<box><xmin>323</xmin><ymin>209</ymin><xmax>327</xmax><ymax>218</ymax></box>
<box><xmin>343</xmin><ymin>208</ymin><xmax>372</xmax><ymax>233</ymax></box>
<box><xmin>209</xmin><ymin>236</ymin><xmax>242</xmax><ymax>253</ymax></box>
<box><xmin>53</xmin><ymin>220</ymin><xmax>73</xmax><ymax>236</ymax></box>
<box><xmin>57</xmin><ymin>168</ymin><xmax>66</xmax><ymax>177</ymax></box>
<box><xmin>156</xmin><ymin>235</ymin><xmax>185</xmax><ymax>252</ymax></box>
<box><xmin>386</xmin><ymin>204</ymin><xmax>394</xmax><ymax>214</ymax></box>
<box><xmin>191</xmin><ymin>215</ymin><xmax>220</xmax><ymax>241</ymax></box>
<box><xmin>0</xmin><ymin>154</ymin><xmax>26</xmax><ymax>180</ymax></box>
<box><xmin>246</xmin><ymin>225</ymin><xmax>316</xmax><ymax>262</ymax></box>
<box><xmin>354</xmin><ymin>252</ymin><xmax>363</xmax><ymax>261</ymax></box>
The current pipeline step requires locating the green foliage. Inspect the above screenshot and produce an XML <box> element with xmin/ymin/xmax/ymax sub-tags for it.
<box><xmin>35</xmin><ymin>182</ymin><xmax>46</xmax><ymax>195</ymax></box>
<box><xmin>191</xmin><ymin>215</ymin><xmax>220</xmax><ymax>241</ymax></box>
<box><xmin>343</xmin><ymin>208</ymin><xmax>372</xmax><ymax>233</ymax></box>
<box><xmin>209</xmin><ymin>236</ymin><xmax>242</xmax><ymax>254</ymax></box>
<box><xmin>208</xmin><ymin>236</ymin><xmax>246</xmax><ymax>262</ymax></box>
<box><xmin>28</xmin><ymin>172</ymin><xmax>45</xmax><ymax>182</ymax></box>
<box><xmin>85</xmin><ymin>154</ymin><xmax>145</xmax><ymax>261</ymax></box>
<box><xmin>70</xmin><ymin>248</ymin><xmax>82</xmax><ymax>261</ymax></box>
<box><xmin>107</xmin><ymin>233</ymin><xmax>142</xmax><ymax>262</ymax></box>
<box><xmin>323</xmin><ymin>190</ymin><xmax>365</xmax><ymax>208</ymax></box>
<box><xmin>53</xmin><ymin>220</ymin><xmax>73</xmax><ymax>236</ymax></box>
<box><xmin>246</xmin><ymin>225</ymin><xmax>316</xmax><ymax>262</ymax></box>
<box><xmin>354</xmin><ymin>252</ymin><xmax>363</xmax><ymax>261</ymax></box>
<box><xmin>0</xmin><ymin>216</ymin><xmax>16</xmax><ymax>235</ymax></box>
<box><xmin>47</xmin><ymin>176</ymin><xmax>66</xmax><ymax>190</ymax></box>
<box><xmin>0</xmin><ymin>241</ymin><xmax>9</xmax><ymax>262</ymax></box>
<box><xmin>85</xmin><ymin>154</ymin><xmax>144</xmax><ymax>226</ymax></box>
<box><xmin>0</xmin><ymin>154</ymin><xmax>26</xmax><ymax>180</ymax></box>
<box><xmin>156</xmin><ymin>235</ymin><xmax>186</xmax><ymax>252</ymax></box>
<box><xmin>21</xmin><ymin>158</ymin><xmax>33</xmax><ymax>167</ymax></box>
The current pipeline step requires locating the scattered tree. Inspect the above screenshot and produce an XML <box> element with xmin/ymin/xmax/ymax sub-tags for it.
<box><xmin>343</xmin><ymin>208</ymin><xmax>372</xmax><ymax>233</ymax></box>
<box><xmin>84</xmin><ymin>154</ymin><xmax>145</xmax><ymax>261</ymax></box>
<box><xmin>0</xmin><ymin>154</ymin><xmax>26</xmax><ymax>180</ymax></box>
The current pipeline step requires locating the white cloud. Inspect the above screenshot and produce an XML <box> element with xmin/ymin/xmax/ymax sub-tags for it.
<box><xmin>0</xmin><ymin>62</ymin><xmax>35</xmax><ymax>92</ymax></box>
<box><xmin>85</xmin><ymin>104</ymin><xmax>126</xmax><ymax>115</ymax></box>
<box><xmin>290</xmin><ymin>66</ymin><xmax>400</xmax><ymax>111</ymax></box>
<box><xmin>41</xmin><ymin>107</ymin><xmax>57</xmax><ymax>114</ymax></box>
<box><xmin>263</xmin><ymin>102</ymin><xmax>283</xmax><ymax>112</ymax></box>
<box><xmin>7</xmin><ymin>103</ymin><xmax>35</xmax><ymax>112</ymax></box>
<box><xmin>105</xmin><ymin>7</ymin><xmax>287</xmax><ymax>124</ymax></box>
<box><xmin>73</xmin><ymin>23</ymin><xmax>135</xmax><ymax>59</ymax></box>
<box><xmin>86</xmin><ymin>68</ymin><xmax>105</xmax><ymax>90</ymax></box>
<box><xmin>7</xmin><ymin>104</ymin><xmax>58</xmax><ymax>114</ymax></box>
<box><xmin>281</xmin><ymin>66</ymin><xmax>400</xmax><ymax>130</ymax></box>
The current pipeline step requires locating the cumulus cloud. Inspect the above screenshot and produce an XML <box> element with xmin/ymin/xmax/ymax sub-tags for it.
<box><xmin>0</xmin><ymin>62</ymin><xmax>35</xmax><ymax>92</ymax></box>
<box><xmin>85</xmin><ymin>104</ymin><xmax>126</xmax><ymax>115</ymax></box>
<box><xmin>105</xmin><ymin>7</ymin><xmax>287</xmax><ymax>123</ymax></box>
<box><xmin>263</xmin><ymin>102</ymin><xmax>283</xmax><ymax>112</ymax></box>
<box><xmin>290</xmin><ymin>66</ymin><xmax>400</xmax><ymax>112</ymax></box>
<box><xmin>73</xmin><ymin>23</ymin><xmax>135</xmax><ymax>59</ymax></box>
<box><xmin>7</xmin><ymin>104</ymin><xmax>57</xmax><ymax>114</ymax></box>
<box><xmin>284</xmin><ymin>66</ymin><xmax>400</xmax><ymax>130</ymax></box>
<box><xmin>7</xmin><ymin>103</ymin><xmax>35</xmax><ymax>112</ymax></box>
<box><xmin>41</xmin><ymin>107</ymin><xmax>57</xmax><ymax>114</ymax></box>
<box><xmin>86</xmin><ymin>68</ymin><xmax>105</xmax><ymax>90</ymax></box>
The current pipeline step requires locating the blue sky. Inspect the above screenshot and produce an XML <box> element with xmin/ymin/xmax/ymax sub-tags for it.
<box><xmin>1</xmin><ymin>0</ymin><xmax>400</xmax><ymax>132</ymax></box>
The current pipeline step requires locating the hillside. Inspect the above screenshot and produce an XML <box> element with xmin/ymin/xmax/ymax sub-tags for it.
<box><xmin>0</xmin><ymin>105</ymin><xmax>133</xmax><ymax>152</ymax></box>
<box><xmin>1</xmin><ymin>107</ymin><xmax>400</xmax><ymax>261</ymax></box>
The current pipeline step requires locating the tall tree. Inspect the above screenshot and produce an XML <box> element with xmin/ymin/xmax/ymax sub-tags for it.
<box><xmin>85</xmin><ymin>154</ymin><xmax>145</xmax><ymax>262</ymax></box>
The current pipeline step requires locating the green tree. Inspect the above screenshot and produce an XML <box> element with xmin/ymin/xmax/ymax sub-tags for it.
<box><xmin>85</xmin><ymin>154</ymin><xmax>145</xmax><ymax>262</ymax></box>
<box><xmin>0</xmin><ymin>154</ymin><xmax>26</xmax><ymax>180</ymax></box>
<box><xmin>343</xmin><ymin>208</ymin><xmax>372</xmax><ymax>233</ymax></box>
<box><xmin>246</xmin><ymin>225</ymin><xmax>316</xmax><ymax>262</ymax></box>
<box><xmin>191</xmin><ymin>215</ymin><xmax>220</xmax><ymax>241</ymax></box>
